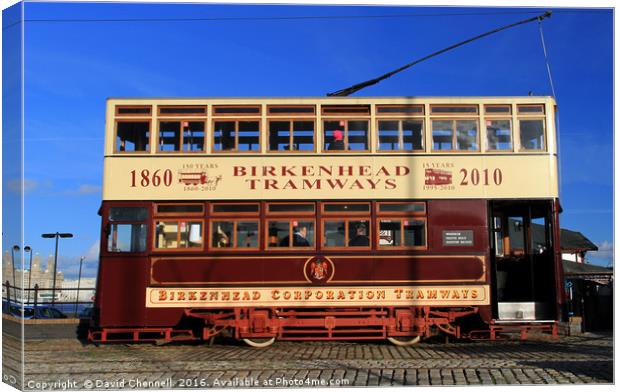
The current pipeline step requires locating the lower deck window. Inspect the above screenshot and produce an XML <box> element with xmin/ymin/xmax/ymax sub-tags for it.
<box><xmin>211</xmin><ymin>221</ymin><xmax>259</xmax><ymax>249</ymax></box>
<box><xmin>323</xmin><ymin>220</ymin><xmax>370</xmax><ymax>248</ymax></box>
<box><xmin>268</xmin><ymin>220</ymin><xmax>315</xmax><ymax>248</ymax></box>
<box><xmin>155</xmin><ymin>221</ymin><xmax>203</xmax><ymax>249</ymax></box>
<box><xmin>107</xmin><ymin>223</ymin><xmax>147</xmax><ymax>252</ymax></box>
<box><xmin>378</xmin><ymin>219</ymin><xmax>426</xmax><ymax>247</ymax></box>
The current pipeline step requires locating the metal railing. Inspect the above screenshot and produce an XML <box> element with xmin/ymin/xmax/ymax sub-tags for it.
<box><xmin>2</xmin><ymin>281</ymin><xmax>95</xmax><ymax>318</ymax></box>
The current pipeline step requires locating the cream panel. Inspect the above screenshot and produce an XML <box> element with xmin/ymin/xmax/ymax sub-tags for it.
<box><xmin>103</xmin><ymin>154</ymin><xmax>558</xmax><ymax>200</ymax></box>
<box><xmin>146</xmin><ymin>285</ymin><xmax>491</xmax><ymax>308</ymax></box>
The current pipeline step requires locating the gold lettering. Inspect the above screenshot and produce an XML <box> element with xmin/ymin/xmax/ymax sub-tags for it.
<box><xmin>158</xmin><ymin>290</ymin><xmax>167</xmax><ymax>301</ymax></box>
<box><xmin>416</xmin><ymin>290</ymin><xmax>425</xmax><ymax>299</ymax></box>
<box><xmin>427</xmin><ymin>290</ymin><xmax>437</xmax><ymax>299</ymax></box>
<box><xmin>188</xmin><ymin>291</ymin><xmax>197</xmax><ymax>301</ymax></box>
<box><xmin>233</xmin><ymin>292</ymin><xmax>240</xmax><ymax>301</ymax></box>
<box><xmin>242</xmin><ymin>291</ymin><xmax>250</xmax><ymax>300</ymax></box>
<box><xmin>272</xmin><ymin>290</ymin><xmax>280</xmax><ymax>300</ymax></box>
<box><xmin>327</xmin><ymin>291</ymin><xmax>334</xmax><ymax>300</ymax></box>
<box><xmin>253</xmin><ymin>291</ymin><xmax>261</xmax><ymax>300</ymax></box>
<box><xmin>294</xmin><ymin>291</ymin><xmax>302</xmax><ymax>300</ymax></box>
<box><xmin>209</xmin><ymin>292</ymin><xmax>218</xmax><ymax>300</ymax></box>
<box><xmin>366</xmin><ymin>291</ymin><xmax>374</xmax><ymax>299</ymax></box>
<box><xmin>316</xmin><ymin>291</ymin><xmax>323</xmax><ymax>299</ymax></box>
<box><xmin>394</xmin><ymin>289</ymin><xmax>403</xmax><ymax>299</ymax></box>
<box><xmin>222</xmin><ymin>292</ymin><xmax>230</xmax><ymax>301</ymax></box>
<box><xmin>376</xmin><ymin>290</ymin><xmax>385</xmax><ymax>300</ymax></box>
<box><xmin>200</xmin><ymin>291</ymin><xmax>207</xmax><ymax>301</ymax></box>
<box><xmin>283</xmin><ymin>291</ymin><xmax>291</xmax><ymax>300</ymax></box>
<box><xmin>337</xmin><ymin>291</ymin><xmax>346</xmax><ymax>300</ymax></box>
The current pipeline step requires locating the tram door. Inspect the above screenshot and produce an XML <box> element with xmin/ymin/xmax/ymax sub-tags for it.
<box><xmin>489</xmin><ymin>200</ymin><xmax>556</xmax><ymax>320</ymax></box>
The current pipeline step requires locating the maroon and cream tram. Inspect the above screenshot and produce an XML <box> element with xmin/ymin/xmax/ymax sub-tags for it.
<box><xmin>89</xmin><ymin>97</ymin><xmax>562</xmax><ymax>346</ymax></box>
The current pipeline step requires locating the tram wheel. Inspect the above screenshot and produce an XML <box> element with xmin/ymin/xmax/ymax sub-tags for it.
<box><xmin>387</xmin><ymin>336</ymin><xmax>421</xmax><ymax>346</ymax></box>
<box><xmin>242</xmin><ymin>337</ymin><xmax>276</xmax><ymax>348</ymax></box>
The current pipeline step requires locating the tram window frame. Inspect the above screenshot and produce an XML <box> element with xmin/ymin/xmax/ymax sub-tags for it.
<box><xmin>115</xmin><ymin>120</ymin><xmax>151</xmax><ymax>153</ymax></box>
<box><xmin>430</xmin><ymin>105</ymin><xmax>478</xmax><ymax>115</ymax></box>
<box><xmin>321</xmin><ymin>202</ymin><xmax>370</xmax><ymax>215</ymax></box>
<box><xmin>154</xmin><ymin>203</ymin><xmax>205</xmax><ymax>217</ymax></box>
<box><xmin>157</xmin><ymin>105</ymin><xmax>207</xmax><ymax>116</ymax></box>
<box><xmin>484</xmin><ymin>105</ymin><xmax>511</xmax><ymax>115</ymax></box>
<box><xmin>267</xmin><ymin>105</ymin><xmax>316</xmax><ymax>116</ymax></box>
<box><xmin>376</xmin><ymin>202</ymin><xmax>426</xmax><ymax>216</ymax></box>
<box><xmin>105</xmin><ymin>206</ymin><xmax>149</xmax><ymax>254</ymax></box>
<box><xmin>517</xmin><ymin>104</ymin><xmax>545</xmax><ymax>115</ymax></box>
<box><xmin>485</xmin><ymin>118</ymin><xmax>513</xmax><ymax>151</ymax></box>
<box><xmin>266</xmin><ymin>202</ymin><xmax>315</xmax><ymax>216</ymax></box>
<box><xmin>518</xmin><ymin>118</ymin><xmax>546</xmax><ymax>151</ymax></box>
<box><xmin>321</xmin><ymin>105</ymin><xmax>371</xmax><ymax>116</ymax></box>
<box><xmin>266</xmin><ymin>219</ymin><xmax>316</xmax><ymax>249</ymax></box>
<box><xmin>157</xmin><ymin>120</ymin><xmax>206</xmax><ymax>153</ymax></box>
<box><xmin>377</xmin><ymin>118</ymin><xmax>424</xmax><ymax>152</ymax></box>
<box><xmin>154</xmin><ymin>219</ymin><xmax>204</xmax><ymax>251</ymax></box>
<box><xmin>212</xmin><ymin>119</ymin><xmax>261</xmax><ymax>153</ymax></box>
<box><xmin>377</xmin><ymin>218</ymin><xmax>427</xmax><ymax>249</ymax></box>
<box><xmin>212</xmin><ymin>105</ymin><xmax>262</xmax><ymax>116</ymax></box>
<box><xmin>376</xmin><ymin>105</ymin><xmax>424</xmax><ymax>116</ymax></box>
<box><xmin>268</xmin><ymin>119</ymin><xmax>316</xmax><ymax>152</ymax></box>
<box><xmin>115</xmin><ymin>105</ymin><xmax>152</xmax><ymax>117</ymax></box>
<box><xmin>323</xmin><ymin>119</ymin><xmax>370</xmax><ymax>152</ymax></box>
<box><xmin>210</xmin><ymin>202</ymin><xmax>260</xmax><ymax>216</ymax></box>
<box><xmin>322</xmin><ymin>218</ymin><xmax>371</xmax><ymax>250</ymax></box>
<box><xmin>209</xmin><ymin>219</ymin><xmax>260</xmax><ymax>250</ymax></box>
<box><xmin>431</xmin><ymin>119</ymin><xmax>479</xmax><ymax>152</ymax></box>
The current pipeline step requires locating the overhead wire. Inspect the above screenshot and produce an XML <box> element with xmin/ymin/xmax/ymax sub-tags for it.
<box><xmin>2</xmin><ymin>8</ymin><xmax>608</xmax><ymax>29</ymax></box>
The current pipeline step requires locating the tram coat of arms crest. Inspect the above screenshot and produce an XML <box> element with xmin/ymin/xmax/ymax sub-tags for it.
<box><xmin>311</xmin><ymin>259</ymin><xmax>328</xmax><ymax>280</ymax></box>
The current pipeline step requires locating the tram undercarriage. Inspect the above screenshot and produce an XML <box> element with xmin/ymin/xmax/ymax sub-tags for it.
<box><xmin>88</xmin><ymin>305</ymin><xmax>557</xmax><ymax>346</ymax></box>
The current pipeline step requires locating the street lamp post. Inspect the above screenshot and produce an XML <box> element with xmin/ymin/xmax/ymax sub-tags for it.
<box><xmin>41</xmin><ymin>232</ymin><xmax>73</xmax><ymax>305</ymax></box>
<box><xmin>75</xmin><ymin>256</ymin><xmax>85</xmax><ymax>316</ymax></box>
<box><xmin>10</xmin><ymin>245</ymin><xmax>19</xmax><ymax>302</ymax></box>
<box><xmin>24</xmin><ymin>246</ymin><xmax>33</xmax><ymax>304</ymax></box>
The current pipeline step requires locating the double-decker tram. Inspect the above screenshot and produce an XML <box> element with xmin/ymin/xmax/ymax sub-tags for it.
<box><xmin>89</xmin><ymin>96</ymin><xmax>563</xmax><ymax>346</ymax></box>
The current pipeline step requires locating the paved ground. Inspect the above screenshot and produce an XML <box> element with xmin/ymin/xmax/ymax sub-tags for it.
<box><xmin>2</xmin><ymin>332</ymin><xmax>613</xmax><ymax>389</ymax></box>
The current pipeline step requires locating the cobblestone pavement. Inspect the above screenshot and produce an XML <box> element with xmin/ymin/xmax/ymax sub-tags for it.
<box><xmin>2</xmin><ymin>333</ymin><xmax>613</xmax><ymax>389</ymax></box>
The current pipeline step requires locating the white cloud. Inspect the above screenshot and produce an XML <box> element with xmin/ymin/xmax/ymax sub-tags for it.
<box><xmin>588</xmin><ymin>240</ymin><xmax>614</xmax><ymax>266</ymax></box>
<box><xmin>5</xmin><ymin>178</ymin><xmax>39</xmax><ymax>194</ymax></box>
<box><xmin>78</xmin><ymin>184</ymin><xmax>101</xmax><ymax>195</ymax></box>
<box><xmin>84</xmin><ymin>241</ymin><xmax>100</xmax><ymax>262</ymax></box>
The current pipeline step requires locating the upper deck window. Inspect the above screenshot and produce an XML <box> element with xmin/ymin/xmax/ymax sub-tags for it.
<box><xmin>268</xmin><ymin>105</ymin><xmax>315</xmax><ymax>115</ymax></box>
<box><xmin>268</xmin><ymin>120</ymin><xmax>315</xmax><ymax>152</ymax></box>
<box><xmin>321</xmin><ymin>105</ymin><xmax>370</xmax><ymax>116</ymax></box>
<box><xmin>517</xmin><ymin>105</ymin><xmax>545</xmax><ymax>114</ymax></box>
<box><xmin>323</xmin><ymin>120</ymin><xmax>369</xmax><ymax>152</ymax></box>
<box><xmin>486</xmin><ymin>119</ymin><xmax>513</xmax><ymax>151</ymax></box>
<box><xmin>376</xmin><ymin>105</ymin><xmax>424</xmax><ymax>115</ymax></box>
<box><xmin>432</xmin><ymin>120</ymin><xmax>478</xmax><ymax>151</ymax></box>
<box><xmin>213</xmin><ymin>120</ymin><xmax>260</xmax><ymax>152</ymax></box>
<box><xmin>430</xmin><ymin>105</ymin><xmax>478</xmax><ymax>115</ymax></box>
<box><xmin>158</xmin><ymin>106</ymin><xmax>207</xmax><ymax>116</ymax></box>
<box><xmin>485</xmin><ymin>105</ymin><xmax>511</xmax><ymax>115</ymax></box>
<box><xmin>158</xmin><ymin>121</ymin><xmax>205</xmax><ymax>152</ymax></box>
<box><xmin>378</xmin><ymin>119</ymin><xmax>424</xmax><ymax>151</ymax></box>
<box><xmin>213</xmin><ymin>105</ymin><xmax>261</xmax><ymax>116</ymax></box>
<box><xmin>519</xmin><ymin>119</ymin><xmax>545</xmax><ymax>151</ymax></box>
<box><xmin>116</xmin><ymin>121</ymin><xmax>150</xmax><ymax>152</ymax></box>
<box><xmin>115</xmin><ymin>106</ymin><xmax>151</xmax><ymax>116</ymax></box>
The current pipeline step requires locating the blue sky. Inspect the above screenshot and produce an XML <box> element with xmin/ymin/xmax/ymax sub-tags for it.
<box><xmin>2</xmin><ymin>2</ymin><xmax>614</xmax><ymax>277</ymax></box>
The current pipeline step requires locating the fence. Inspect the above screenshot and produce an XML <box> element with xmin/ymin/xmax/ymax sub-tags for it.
<box><xmin>2</xmin><ymin>281</ymin><xmax>95</xmax><ymax>318</ymax></box>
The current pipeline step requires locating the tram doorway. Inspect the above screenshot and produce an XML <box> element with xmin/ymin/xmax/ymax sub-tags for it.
<box><xmin>489</xmin><ymin>200</ymin><xmax>556</xmax><ymax>321</ymax></box>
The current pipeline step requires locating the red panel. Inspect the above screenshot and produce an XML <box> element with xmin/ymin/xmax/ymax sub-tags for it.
<box><xmin>428</xmin><ymin>200</ymin><xmax>489</xmax><ymax>252</ymax></box>
<box><xmin>98</xmin><ymin>256</ymin><xmax>149</xmax><ymax>327</ymax></box>
<box><xmin>150</xmin><ymin>255</ymin><xmax>485</xmax><ymax>285</ymax></box>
